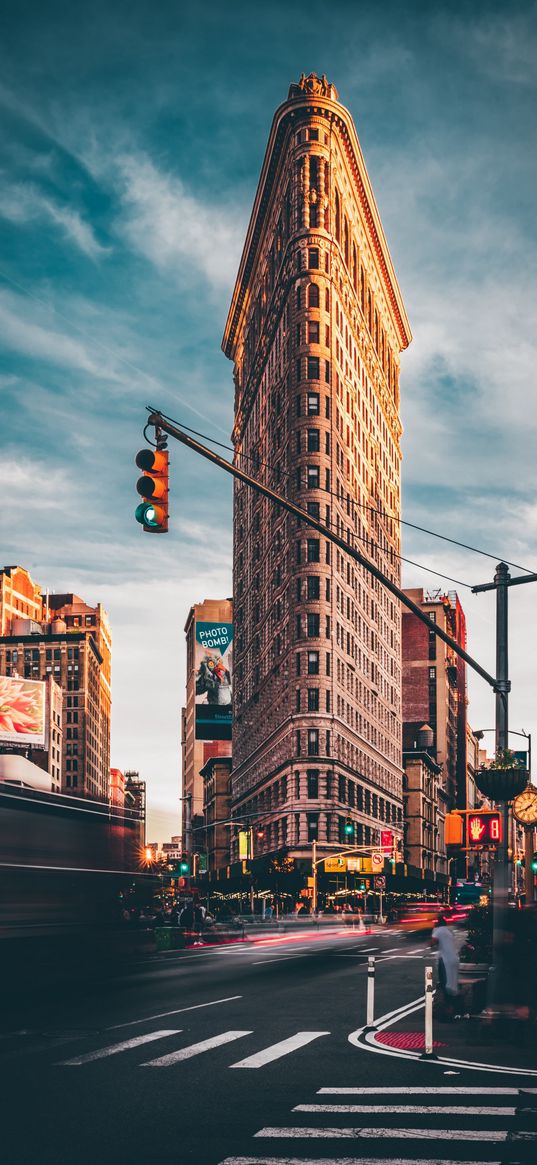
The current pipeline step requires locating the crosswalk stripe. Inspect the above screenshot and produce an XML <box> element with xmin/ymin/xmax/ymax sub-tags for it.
<box><xmin>219</xmin><ymin>1159</ymin><xmax>502</xmax><ymax>1165</ymax></box>
<box><xmin>294</xmin><ymin>1104</ymin><xmax>517</xmax><ymax>1115</ymax></box>
<box><xmin>254</xmin><ymin>1126</ymin><xmax>509</xmax><ymax>1141</ymax></box>
<box><xmin>318</xmin><ymin>1086</ymin><xmax>532</xmax><ymax>1094</ymax></box>
<box><xmin>230</xmin><ymin>1031</ymin><xmax>330</xmax><ymax>1069</ymax></box>
<box><xmin>141</xmin><ymin>1030</ymin><xmax>252</xmax><ymax>1067</ymax></box>
<box><xmin>58</xmin><ymin>1029</ymin><xmax>181</xmax><ymax>1065</ymax></box>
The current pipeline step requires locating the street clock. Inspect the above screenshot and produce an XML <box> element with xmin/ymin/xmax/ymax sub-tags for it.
<box><xmin>513</xmin><ymin>786</ymin><xmax>537</xmax><ymax>825</ymax></box>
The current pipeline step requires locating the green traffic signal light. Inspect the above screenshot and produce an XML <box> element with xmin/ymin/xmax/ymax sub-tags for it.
<box><xmin>135</xmin><ymin>501</ymin><xmax>162</xmax><ymax>528</ymax></box>
<box><xmin>179</xmin><ymin>859</ymin><xmax>189</xmax><ymax>874</ymax></box>
<box><xmin>344</xmin><ymin>820</ymin><xmax>353</xmax><ymax>836</ymax></box>
<box><xmin>531</xmin><ymin>853</ymin><xmax>537</xmax><ymax>873</ymax></box>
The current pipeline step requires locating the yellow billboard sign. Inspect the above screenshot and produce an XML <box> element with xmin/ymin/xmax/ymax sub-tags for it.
<box><xmin>238</xmin><ymin>830</ymin><xmax>250</xmax><ymax>859</ymax></box>
<box><xmin>324</xmin><ymin>856</ymin><xmax>347</xmax><ymax>872</ymax></box>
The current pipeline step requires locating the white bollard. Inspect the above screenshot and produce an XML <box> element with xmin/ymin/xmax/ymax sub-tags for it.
<box><xmin>366</xmin><ymin>955</ymin><xmax>376</xmax><ymax>1028</ymax></box>
<box><xmin>422</xmin><ymin>964</ymin><xmax>436</xmax><ymax>1058</ymax></box>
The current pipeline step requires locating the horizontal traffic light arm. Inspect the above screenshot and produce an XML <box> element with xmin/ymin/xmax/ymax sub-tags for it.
<box><xmin>145</xmin><ymin>407</ymin><xmax>498</xmax><ymax>693</ymax></box>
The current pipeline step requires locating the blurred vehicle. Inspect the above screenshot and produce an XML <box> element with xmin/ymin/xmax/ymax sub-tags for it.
<box><xmin>393</xmin><ymin>901</ymin><xmax>445</xmax><ymax>933</ymax></box>
<box><xmin>0</xmin><ymin>781</ymin><xmax>157</xmax><ymax>999</ymax></box>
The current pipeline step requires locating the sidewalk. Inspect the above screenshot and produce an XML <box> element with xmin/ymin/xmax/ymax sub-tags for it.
<box><xmin>355</xmin><ymin>945</ymin><xmax>537</xmax><ymax>1075</ymax></box>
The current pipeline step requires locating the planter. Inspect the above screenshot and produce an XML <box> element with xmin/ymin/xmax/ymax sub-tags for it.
<box><xmin>474</xmin><ymin>766</ymin><xmax>528</xmax><ymax>801</ymax></box>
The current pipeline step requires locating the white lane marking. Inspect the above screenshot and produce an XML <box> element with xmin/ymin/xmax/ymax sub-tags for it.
<box><xmin>106</xmin><ymin>995</ymin><xmax>242</xmax><ymax>1030</ymax></box>
<box><xmin>318</xmin><ymin>1086</ymin><xmax>533</xmax><ymax>1095</ymax></box>
<box><xmin>219</xmin><ymin>1159</ymin><xmax>501</xmax><ymax>1165</ymax></box>
<box><xmin>252</xmin><ymin>955</ymin><xmax>310</xmax><ymax>965</ymax></box>
<box><xmin>359</xmin><ymin>946</ymin><xmax>379</xmax><ymax>952</ymax></box>
<box><xmin>294</xmin><ymin>1104</ymin><xmax>517</xmax><ymax>1116</ymax></box>
<box><xmin>59</xmin><ymin>1029</ymin><xmax>181</xmax><ymax>1065</ymax></box>
<box><xmin>230</xmin><ymin>1031</ymin><xmax>330</xmax><ymax>1069</ymax></box>
<box><xmin>382</xmin><ymin>947</ymin><xmax>402</xmax><ymax>953</ymax></box>
<box><xmin>142</xmin><ymin>1029</ymin><xmax>252</xmax><ymax>1067</ymax></box>
<box><xmin>216</xmin><ymin>1155</ymin><xmax>498</xmax><ymax>1165</ymax></box>
<box><xmin>254</xmin><ymin>1127</ymin><xmax>509</xmax><ymax>1142</ymax></box>
<box><xmin>215</xmin><ymin>1155</ymin><xmax>500</xmax><ymax>1165</ymax></box>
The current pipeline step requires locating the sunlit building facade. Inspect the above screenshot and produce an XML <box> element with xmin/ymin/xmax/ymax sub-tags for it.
<box><xmin>223</xmin><ymin>75</ymin><xmax>411</xmax><ymax>867</ymax></box>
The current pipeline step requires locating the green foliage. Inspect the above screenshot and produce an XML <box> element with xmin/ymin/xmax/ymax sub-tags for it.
<box><xmin>481</xmin><ymin>748</ymin><xmax>526</xmax><ymax>771</ymax></box>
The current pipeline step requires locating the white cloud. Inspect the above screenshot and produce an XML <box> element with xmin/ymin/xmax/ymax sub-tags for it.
<box><xmin>115</xmin><ymin>153</ymin><xmax>245</xmax><ymax>290</ymax></box>
<box><xmin>0</xmin><ymin>181</ymin><xmax>109</xmax><ymax>258</ymax></box>
<box><xmin>0</xmin><ymin>456</ymin><xmax>77</xmax><ymax>510</ymax></box>
<box><xmin>0</xmin><ymin>289</ymin><xmax>122</xmax><ymax>380</ymax></box>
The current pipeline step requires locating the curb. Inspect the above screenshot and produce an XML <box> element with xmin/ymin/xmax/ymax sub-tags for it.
<box><xmin>349</xmin><ymin>996</ymin><xmax>537</xmax><ymax>1078</ymax></box>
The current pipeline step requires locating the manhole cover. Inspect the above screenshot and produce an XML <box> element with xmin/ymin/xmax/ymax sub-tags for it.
<box><xmin>375</xmin><ymin>1031</ymin><xmax>447</xmax><ymax>1049</ymax></box>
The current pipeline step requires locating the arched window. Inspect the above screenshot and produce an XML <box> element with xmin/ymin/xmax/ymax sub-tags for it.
<box><xmin>296</xmin><ymin>285</ymin><xmax>302</xmax><ymax>310</ymax></box>
<box><xmin>308</xmin><ymin>283</ymin><xmax>320</xmax><ymax>308</ymax></box>
<box><xmin>335</xmin><ymin>189</ymin><xmax>341</xmax><ymax>243</ymax></box>
<box><xmin>325</xmin><ymin>288</ymin><xmax>330</xmax><ymax>311</ymax></box>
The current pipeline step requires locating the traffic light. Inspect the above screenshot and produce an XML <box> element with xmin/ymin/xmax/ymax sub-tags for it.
<box><xmin>256</xmin><ymin>826</ymin><xmax>265</xmax><ymax>841</ymax></box>
<box><xmin>179</xmin><ymin>856</ymin><xmax>190</xmax><ymax>875</ymax></box>
<box><xmin>135</xmin><ymin>446</ymin><xmax>169</xmax><ymax>533</ymax></box>
<box><xmin>344</xmin><ymin>818</ymin><xmax>354</xmax><ymax>837</ymax></box>
<box><xmin>531</xmin><ymin>852</ymin><xmax>537</xmax><ymax>873</ymax></box>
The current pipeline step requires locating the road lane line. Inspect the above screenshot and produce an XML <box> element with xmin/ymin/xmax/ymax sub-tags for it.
<box><xmin>142</xmin><ymin>1029</ymin><xmax>252</xmax><ymax>1067</ymax></box>
<box><xmin>252</xmin><ymin>955</ymin><xmax>311</xmax><ymax>964</ymax></box>
<box><xmin>254</xmin><ymin>1127</ymin><xmax>509</xmax><ymax>1141</ymax></box>
<box><xmin>221</xmin><ymin>1158</ymin><xmax>503</xmax><ymax>1165</ymax></box>
<box><xmin>219</xmin><ymin>1158</ymin><xmax>500</xmax><ymax>1165</ymax></box>
<box><xmin>58</xmin><ymin>1029</ymin><xmax>181</xmax><ymax>1065</ymax></box>
<box><xmin>230</xmin><ymin>1031</ymin><xmax>330</xmax><ymax>1068</ymax></box>
<box><xmin>318</xmin><ymin>1086</ymin><xmax>530</xmax><ymax>1095</ymax></box>
<box><xmin>294</xmin><ymin>1104</ymin><xmax>517</xmax><ymax>1115</ymax></box>
<box><xmin>106</xmin><ymin>995</ymin><xmax>242</xmax><ymax>1030</ymax></box>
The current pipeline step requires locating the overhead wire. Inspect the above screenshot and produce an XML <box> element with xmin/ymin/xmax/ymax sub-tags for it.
<box><xmin>153</xmin><ymin>410</ymin><xmax>529</xmax><ymax>587</ymax></box>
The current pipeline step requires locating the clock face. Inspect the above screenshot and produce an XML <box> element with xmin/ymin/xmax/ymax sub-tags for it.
<box><xmin>513</xmin><ymin>787</ymin><xmax>537</xmax><ymax>824</ymax></box>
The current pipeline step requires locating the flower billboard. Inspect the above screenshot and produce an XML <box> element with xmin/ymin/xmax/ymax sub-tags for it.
<box><xmin>194</xmin><ymin>622</ymin><xmax>233</xmax><ymax>741</ymax></box>
<box><xmin>0</xmin><ymin>675</ymin><xmax>46</xmax><ymax>747</ymax></box>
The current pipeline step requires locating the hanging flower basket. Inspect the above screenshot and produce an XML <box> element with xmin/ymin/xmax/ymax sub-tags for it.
<box><xmin>475</xmin><ymin>748</ymin><xmax>528</xmax><ymax>801</ymax></box>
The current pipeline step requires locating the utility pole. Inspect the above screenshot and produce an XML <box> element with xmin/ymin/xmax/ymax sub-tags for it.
<box><xmin>472</xmin><ymin>563</ymin><xmax>537</xmax><ymax>1016</ymax></box>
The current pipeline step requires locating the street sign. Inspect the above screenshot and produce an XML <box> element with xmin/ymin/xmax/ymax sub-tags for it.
<box><xmin>324</xmin><ymin>856</ymin><xmax>347</xmax><ymax>872</ymax></box>
<box><xmin>346</xmin><ymin>857</ymin><xmax>361</xmax><ymax>872</ymax></box>
<box><xmin>374</xmin><ymin>875</ymin><xmax>386</xmax><ymax>889</ymax></box>
<box><xmin>371</xmin><ymin>852</ymin><xmax>384</xmax><ymax>872</ymax></box>
<box><xmin>381</xmin><ymin>830</ymin><xmax>393</xmax><ymax>850</ymax></box>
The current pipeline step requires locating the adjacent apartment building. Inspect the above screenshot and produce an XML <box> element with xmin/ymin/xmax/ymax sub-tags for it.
<box><xmin>0</xmin><ymin>565</ymin><xmax>112</xmax><ymax>801</ymax></box>
<box><xmin>222</xmin><ymin>74</ymin><xmax>412</xmax><ymax>865</ymax></box>
<box><xmin>181</xmin><ymin>598</ymin><xmax>233</xmax><ymax>853</ymax></box>
<box><xmin>402</xmin><ymin>588</ymin><xmax>468</xmax><ymax>813</ymax></box>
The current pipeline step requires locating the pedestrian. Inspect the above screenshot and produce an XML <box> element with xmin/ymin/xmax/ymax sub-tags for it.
<box><xmin>432</xmin><ymin>915</ymin><xmax>460</xmax><ymax>1018</ymax></box>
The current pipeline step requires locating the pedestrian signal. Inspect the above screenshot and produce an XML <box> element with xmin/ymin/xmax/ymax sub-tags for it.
<box><xmin>135</xmin><ymin>446</ymin><xmax>169</xmax><ymax>533</ymax></box>
<box><xmin>466</xmin><ymin>811</ymin><xmax>502</xmax><ymax>847</ymax></box>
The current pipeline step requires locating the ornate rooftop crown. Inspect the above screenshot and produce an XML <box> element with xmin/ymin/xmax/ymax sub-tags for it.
<box><xmin>288</xmin><ymin>73</ymin><xmax>338</xmax><ymax>101</ymax></box>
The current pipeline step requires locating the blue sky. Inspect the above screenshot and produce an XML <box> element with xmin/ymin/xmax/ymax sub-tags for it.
<box><xmin>1</xmin><ymin>0</ymin><xmax>536</xmax><ymax>840</ymax></box>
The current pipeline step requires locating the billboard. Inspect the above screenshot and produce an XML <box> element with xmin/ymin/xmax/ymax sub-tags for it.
<box><xmin>195</xmin><ymin>622</ymin><xmax>233</xmax><ymax>740</ymax></box>
<box><xmin>0</xmin><ymin>675</ymin><xmax>46</xmax><ymax>747</ymax></box>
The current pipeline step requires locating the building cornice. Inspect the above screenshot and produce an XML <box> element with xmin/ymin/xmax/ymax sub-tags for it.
<box><xmin>222</xmin><ymin>90</ymin><xmax>412</xmax><ymax>362</ymax></box>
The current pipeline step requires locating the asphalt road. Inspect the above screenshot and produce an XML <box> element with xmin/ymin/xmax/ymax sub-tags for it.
<box><xmin>2</xmin><ymin>924</ymin><xmax>537</xmax><ymax>1165</ymax></box>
